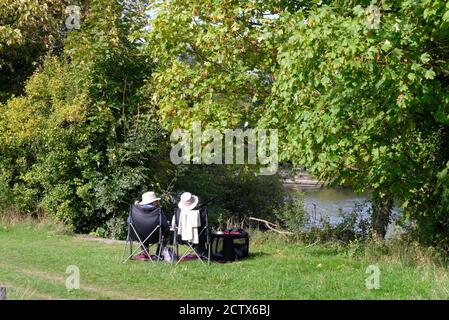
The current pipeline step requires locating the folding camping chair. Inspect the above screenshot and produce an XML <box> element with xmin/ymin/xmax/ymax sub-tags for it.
<box><xmin>172</xmin><ymin>204</ymin><xmax>211</xmax><ymax>265</ymax></box>
<box><xmin>121</xmin><ymin>204</ymin><xmax>169</xmax><ymax>263</ymax></box>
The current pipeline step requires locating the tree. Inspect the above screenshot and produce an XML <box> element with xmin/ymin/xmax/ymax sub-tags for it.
<box><xmin>0</xmin><ymin>0</ymin><xmax>93</xmax><ymax>102</ymax></box>
<box><xmin>144</xmin><ymin>0</ymin><xmax>323</xmax><ymax>131</ymax></box>
<box><xmin>0</xmin><ymin>0</ymin><xmax>172</xmax><ymax>232</ymax></box>
<box><xmin>264</xmin><ymin>0</ymin><xmax>449</xmax><ymax>239</ymax></box>
<box><xmin>145</xmin><ymin>0</ymin><xmax>449</xmax><ymax>244</ymax></box>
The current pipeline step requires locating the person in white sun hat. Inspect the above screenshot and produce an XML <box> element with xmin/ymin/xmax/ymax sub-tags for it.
<box><xmin>175</xmin><ymin>192</ymin><xmax>202</xmax><ymax>246</ymax></box>
<box><xmin>177</xmin><ymin>192</ymin><xmax>199</xmax><ymax>211</ymax></box>
<box><xmin>137</xmin><ymin>191</ymin><xmax>161</xmax><ymax>209</ymax></box>
<box><xmin>132</xmin><ymin>191</ymin><xmax>168</xmax><ymax>260</ymax></box>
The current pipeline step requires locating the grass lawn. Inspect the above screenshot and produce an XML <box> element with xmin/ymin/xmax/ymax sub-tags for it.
<box><xmin>1</xmin><ymin>222</ymin><xmax>449</xmax><ymax>300</ymax></box>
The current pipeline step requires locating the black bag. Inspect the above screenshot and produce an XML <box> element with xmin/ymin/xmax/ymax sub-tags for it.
<box><xmin>211</xmin><ymin>228</ymin><xmax>249</xmax><ymax>262</ymax></box>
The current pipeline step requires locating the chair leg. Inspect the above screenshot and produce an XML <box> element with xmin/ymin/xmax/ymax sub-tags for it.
<box><xmin>123</xmin><ymin>241</ymin><xmax>144</xmax><ymax>264</ymax></box>
<box><xmin>130</xmin><ymin>224</ymin><xmax>161</xmax><ymax>263</ymax></box>
<box><xmin>174</xmin><ymin>230</ymin><xmax>179</xmax><ymax>260</ymax></box>
<box><xmin>121</xmin><ymin>238</ymin><xmax>129</xmax><ymax>262</ymax></box>
<box><xmin>156</xmin><ymin>243</ymin><xmax>163</xmax><ymax>260</ymax></box>
<box><xmin>176</xmin><ymin>243</ymin><xmax>205</xmax><ymax>266</ymax></box>
<box><xmin>123</xmin><ymin>224</ymin><xmax>156</xmax><ymax>264</ymax></box>
<box><xmin>141</xmin><ymin>244</ymin><xmax>154</xmax><ymax>264</ymax></box>
<box><xmin>122</xmin><ymin>238</ymin><xmax>139</xmax><ymax>264</ymax></box>
<box><xmin>207</xmin><ymin>241</ymin><xmax>211</xmax><ymax>265</ymax></box>
<box><xmin>206</xmin><ymin>229</ymin><xmax>211</xmax><ymax>265</ymax></box>
<box><xmin>173</xmin><ymin>241</ymin><xmax>179</xmax><ymax>264</ymax></box>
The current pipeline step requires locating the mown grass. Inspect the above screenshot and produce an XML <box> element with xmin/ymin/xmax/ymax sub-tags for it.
<box><xmin>1</xmin><ymin>218</ymin><xmax>449</xmax><ymax>300</ymax></box>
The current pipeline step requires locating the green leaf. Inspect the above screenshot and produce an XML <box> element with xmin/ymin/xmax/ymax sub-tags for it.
<box><xmin>443</xmin><ymin>10</ymin><xmax>449</xmax><ymax>22</ymax></box>
<box><xmin>420</xmin><ymin>53</ymin><xmax>431</xmax><ymax>64</ymax></box>
<box><xmin>424</xmin><ymin>69</ymin><xmax>436</xmax><ymax>80</ymax></box>
<box><xmin>381</xmin><ymin>40</ymin><xmax>392</xmax><ymax>52</ymax></box>
<box><xmin>408</xmin><ymin>73</ymin><xmax>416</xmax><ymax>81</ymax></box>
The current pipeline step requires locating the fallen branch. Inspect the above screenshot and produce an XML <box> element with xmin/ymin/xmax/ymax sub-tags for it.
<box><xmin>305</xmin><ymin>240</ymin><xmax>319</xmax><ymax>248</ymax></box>
<box><xmin>249</xmin><ymin>217</ymin><xmax>294</xmax><ymax>235</ymax></box>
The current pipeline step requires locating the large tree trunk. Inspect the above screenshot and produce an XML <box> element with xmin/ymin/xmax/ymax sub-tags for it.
<box><xmin>371</xmin><ymin>193</ymin><xmax>393</xmax><ymax>239</ymax></box>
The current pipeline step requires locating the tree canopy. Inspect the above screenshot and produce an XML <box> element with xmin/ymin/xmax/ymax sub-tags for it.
<box><xmin>2</xmin><ymin>0</ymin><xmax>449</xmax><ymax>246</ymax></box>
<box><xmin>146</xmin><ymin>0</ymin><xmax>449</xmax><ymax>243</ymax></box>
<box><xmin>0</xmin><ymin>0</ymin><xmax>172</xmax><ymax>232</ymax></box>
<box><xmin>0</xmin><ymin>0</ymin><xmax>92</xmax><ymax>101</ymax></box>
<box><xmin>264</xmin><ymin>1</ymin><xmax>449</xmax><ymax>241</ymax></box>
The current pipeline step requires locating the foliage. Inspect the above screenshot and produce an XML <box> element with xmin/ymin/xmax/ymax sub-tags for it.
<box><xmin>144</xmin><ymin>0</ymin><xmax>300</xmax><ymax>130</ymax></box>
<box><xmin>88</xmin><ymin>215</ymin><xmax>127</xmax><ymax>240</ymax></box>
<box><xmin>2</xmin><ymin>0</ymin><xmax>449</xmax><ymax>249</ymax></box>
<box><xmin>0</xmin><ymin>0</ymin><xmax>172</xmax><ymax>233</ymax></box>
<box><xmin>273</xmin><ymin>196</ymin><xmax>371</xmax><ymax>244</ymax></box>
<box><xmin>333</xmin><ymin>202</ymin><xmax>371</xmax><ymax>242</ymax></box>
<box><xmin>173</xmin><ymin>165</ymin><xmax>286</xmax><ymax>225</ymax></box>
<box><xmin>0</xmin><ymin>0</ymin><xmax>91</xmax><ymax>102</ymax></box>
<box><xmin>264</xmin><ymin>0</ymin><xmax>449</xmax><ymax>243</ymax></box>
<box><xmin>274</xmin><ymin>194</ymin><xmax>307</xmax><ymax>232</ymax></box>
<box><xmin>144</xmin><ymin>0</ymin><xmax>449</xmax><ymax>246</ymax></box>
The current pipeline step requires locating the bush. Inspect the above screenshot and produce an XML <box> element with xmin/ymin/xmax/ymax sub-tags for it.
<box><xmin>332</xmin><ymin>201</ymin><xmax>371</xmax><ymax>242</ymax></box>
<box><xmin>274</xmin><ymin>194</ymin><xmax>307</xmax><ymax>233</ymax></box>
<box><xmin>0</xmin><ymin>1</ymin><xmax>173</xmax><ymax>233</ymax></box>
<box><xmin>173</xmin><ymin>165</ymin><xmax>287</xmax><ymax>226</ymax></box>
<box><xmin>105</xmin><ymin>215</ymin><xmax>128</xmax><ymax>240</ymax></box>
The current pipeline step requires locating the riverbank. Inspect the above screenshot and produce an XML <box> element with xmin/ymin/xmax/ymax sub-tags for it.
<box><xmin>1</xmin><ymin>220</ymin><xmax>448</xmax><ymax>299</ymax></box>
<box><xmin>281</xmin><ymin>170</ymin><xmax>325</xmax><ymax>189</ymax></box>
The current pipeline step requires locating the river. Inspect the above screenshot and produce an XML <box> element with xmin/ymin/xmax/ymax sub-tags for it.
<box><xmin>284</xmin><ymin>185</ymin><xmax>401</xmax><ymax>236</ymax></box>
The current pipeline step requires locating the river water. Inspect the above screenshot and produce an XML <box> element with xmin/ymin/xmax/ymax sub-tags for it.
<box><xmin>284</xmin><ymin>185</ymin><xmax>401</xmax><ymax>234</ymax></box>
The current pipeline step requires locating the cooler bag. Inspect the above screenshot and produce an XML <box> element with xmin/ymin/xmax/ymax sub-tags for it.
<box><xmin>211</xmin><ymin>228</ymin><xmax>249</xmax><ymax>262</ymax></box>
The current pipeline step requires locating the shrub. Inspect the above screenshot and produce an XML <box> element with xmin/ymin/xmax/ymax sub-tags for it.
<box><xmin>173</xmin><ymin>165</ymin><xmax>287</xmax><ymax>226</ymax></box>
<box><xmin>332</xmin><ymin>201</ymin><xmax>371</xmax><ymax>242</ymax></box>
<box><xmin>0</xmin><ymin>0</ymin><xmax>173</xmax><ymax>233</ymax></box>
<box><xmin>274</xmin><ymin>194</ymin><xmax>307</xmax><ymax>233</ymax></box>
<box><xmin>105</xmin><ymin>215</ymin><xmax>128</xmax><ymax>240</ymax></box>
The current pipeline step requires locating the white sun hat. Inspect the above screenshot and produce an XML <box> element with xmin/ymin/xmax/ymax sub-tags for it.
<box><xmin>178</xmin><ymin>192</ymin><xmax>199</xmax><ymax>211</ymax></box>
<box><xmin>139</xmin><ymin>191</ymin><xmax>160</xmax><ymax>205</ymax></box>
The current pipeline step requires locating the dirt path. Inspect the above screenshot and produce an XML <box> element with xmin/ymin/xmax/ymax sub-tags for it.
<box><xmin>0</xmin><ymin>282</ymin><xmax>61</xmax><ymax>300</ymax></box>
<box><xmin>74</xmin><ymin>234</ymin><xmax>126</xmax><ymax>245</ymax></box>
<box><xmin>0</xmin><ymin>261</ymin><xmax>145</xmax><ymax>300</ymax></box>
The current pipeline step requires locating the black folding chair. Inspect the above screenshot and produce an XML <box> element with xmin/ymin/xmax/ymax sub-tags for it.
<box><xmin>121</xmin><ymin>204</ymin><xmax>169</xmax><ymax>263</ymax></box>
<box><xmin>172</xmin><ymin>205</ymin><xmax>211</xmax><ymax>265</ymax></box>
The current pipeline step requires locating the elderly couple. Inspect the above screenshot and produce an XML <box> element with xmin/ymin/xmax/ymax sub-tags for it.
<box><xmin>137</xmin><ymin>190</ymin><xmax>199</xmax><ymax>212</ymax></box>
<box><xmin>133</xmin><ymin>190</ymin><xmax>204</xmax><ymax>260</ymax></box>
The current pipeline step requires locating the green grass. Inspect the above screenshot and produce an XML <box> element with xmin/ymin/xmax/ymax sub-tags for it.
<box><xmin>1</xmin><ymin>222</ymin><xmax>449</xmax><ymax>300</ymax></box>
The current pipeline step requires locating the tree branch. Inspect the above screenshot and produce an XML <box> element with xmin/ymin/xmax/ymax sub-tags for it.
<box><xmin>249</xmin><ymin>217</ymin><xmax>294</xmax><ymax>235</ymax></box>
